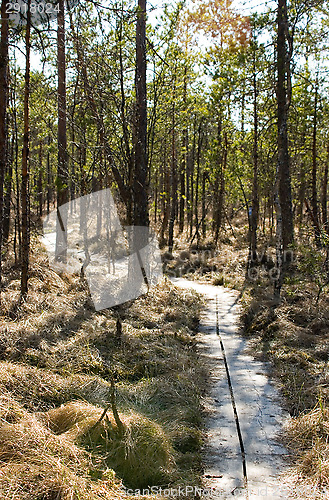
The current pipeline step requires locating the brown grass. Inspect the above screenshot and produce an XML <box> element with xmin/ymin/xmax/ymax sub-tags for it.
<box><xmin>0</xmin><ymin>396</ymin><xmax>123</xmax><ymax>500</ymax></box>
<box><xmin>0</xmin><ymin>239</ymin><xmax>206</xmax><ymax>499</ymax></box>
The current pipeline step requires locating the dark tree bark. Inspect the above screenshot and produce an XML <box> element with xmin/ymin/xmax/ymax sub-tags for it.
<box><xmin>274</xmin><ymin>0</ymin><xmax>294</xmax><ymax>297</ymax></box>
<box><xmin>322</xmin><ymin>142</ymin><xmax>329</xmax><ymax>234</ymax></box>
<box><xmin>168</xmin><ymin>101</ymin><xmax>177</xmax><ymax>254</ymax></box>
<box><xmin>0</xmin><ymin>0</ymin><xmax>9</xmax><ymax>300</ymax></box>
<box><xmin>249</xmin><ymin>40</ymin><xmax>259</xmax><ymax>265</ymax></box>
<box><xmin>297</xmin><ymin>130</ymin><xmax>306</xmax><ymax>226</ymax></box>
<box><xmin>118</xmin><ymin>14</ymin><xmax>134</xmax><ymax>225</ymax></box>
<box><xmin>46</xmin><ymin>134</ymin><xmax>52</xmax><ymax>215</ymax></box>
<box><xmin>159</xmin><ymin>141</ymin><xmax>170</xmax><ymax>245</ymax></box>
<box><xmin>37</xmin><ymin>143</ymin><xmax>43</xmax><ymax>218</ymax></box>
<box><xmin>186</xmin><ymin>128</ymin><xmax>191</xmax><ymax>237</ymax></box>
<box><xmin>21</xmin><ymin>0</ymin><xmax>31</xmax><ymax>299</ymax></box>
<box><xmin>14</xmin><ymin>107</ymin><xmax>21</xmax><ymax>265</ymax></box>
<box><xmin>189</xmin><ymin>117</ymin><xmax>196</xmax><ymax>238</ymax></box>
<box><xmin>154</xmin><ymin>166</ymin><xmax>158</xmax><ymax>224</ymax></box>
<box><xmin>133</xmin><ymin>0</ymin><xmax>148</xmax><ymax>228</ymax></box>
<box><xmin>202</xmin><ymin>170</ymin><xmax>206</xmax><ymax>238</ymax></box>
<box><xmin>179</xmin><ymin>170</ymin><xmax>185</xmax><ymax>234</ymax></box>
<box><xmin>179</xmin><ymin>67</ymin><xmax>188</xmax><ymax>234</ymax></box>
<box><xmin>213</xmin><ymin>115</ymin><xmax>222</xmax><ymax>243</ymax></box>
<box><xmin>214</xmin><ymin>131</ymin><xmax>226</xmax><ymax>245</ymax></box>
<box><xmin>55</xmin><ymin>0</ymin><xmax>69</xmax><ymax>263</ymax></box>
<box><xmin>3</xmin><ymin>133</ymin><xmax>13</xmax><ymax>242</ymax></box>
<box><xmin>194</xmin><ymin>121</ymin><xmax>203</xmax><ymax>246</ymax></box>
<box><xmin>277</xmin><ymin>0</ymin><xmax>294</xmax><ymax>252</ymax></box>
<box><xmin>311</xmin><ymin>75</ymin><xmax>320</xmax><ymax>245</ymax></box>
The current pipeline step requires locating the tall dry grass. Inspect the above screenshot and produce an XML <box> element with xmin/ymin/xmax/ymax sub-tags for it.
<box><xmin>0</xmin><ymin>242</ymin><xmax>206</xmax><ymax>499</ymax></box>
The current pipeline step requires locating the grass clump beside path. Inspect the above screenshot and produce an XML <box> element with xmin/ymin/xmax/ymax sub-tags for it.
<box><xmin>0</xmin><ymin>242</ymin><xmax>206</xmax><ymax>499</ymax></box>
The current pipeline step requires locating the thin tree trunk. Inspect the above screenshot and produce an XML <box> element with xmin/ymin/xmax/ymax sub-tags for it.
<box><xmin>3</xmin><ymin>133</ymin><xmax>13</xmax><ymax>242</ymax></box>
<box><xmin>14</xmin><ymin>108</ymin><xmax>21</xmax><ymax>264</ymax></box>
<box><xmin>160</xmin><ymin>143</ymin><xmax>170</xmax><ymax>244</ymax></box>
<box><xmin>38</xmin><ymin>143</ymin><xmax>43</xmax><ymax>217</ymax></box>
<box><xmin>56</xmin><ymin>0</ymin><xmax>69</xmax><ymax>263</ymax></box>
<box><xmin>189</xmin><ymin>118</ymin><xmax>196</xmax><ymax>238</ymax></box>
<box><xmin>277</xmin><ymin>0</ymin><xmax>294</xmax><ymax>252</ymax></box>
<box><xmin>118</xmin><ymin>13</ymin><xmax>133</xmax><ymax>225</ymax></box>
<box><xmin>194</xmin><ymin>122</ymin><xmax>203</xmax><ymax>246</ymax></box>
<box><xmin>133</xmin><ymin>0</ymin><xmax>148</xmax><ymax>228</ymax></box>
<box><xmin>154</xmin><ymin>166</ymin><xmax>158</xmax><ymax>224</ymax></box>
<box><xmin>168</xmin><ymin>100</ymin><xmax>177</xmax><ymax>254</ymax></box>
<box><xmin>322</xmin><ymin>141</ymin><xmax>329</xmax><ymax>234</ymax></box>
<box><xmin>215</xmin><ymin>134</ymin><xmax>226</xmax><ymax>245</ymax></box>
<box><xmin>213</xmin><ymin>115</ymin><xmax>222</xmax><ymax>243</ymax></box>
<box><xmin>311</xmin><ymin>75</ymin><xmax>320</xmax><ymax>245</ymax></box>
<box><xmin>186</xmin><ymin>128</ymin><xmax>191</xmax><ymax>236</ymax></box>
<box><xmin>202</xmin><ymin>170</ymin><xmax>206</xmax><ymax>238</ymax></box>
<box><xmin>0</xmin><ymin>0</ymin><xmax>9</xmax><ymax>300</ymax></box>
<box><xmin>179</xmin><ymin>67</ymin><xmax>188</xmax><ymax>234</ymax></box>
<box><xmin>249</xmin><ymin>40</ymin><xmax>259</xmax><ymax>265</ymax></box>
<box><xmin>47</xmin><ymin>134</ymin><xmax>51</xmax><ymax>215</ymax></box>
<box><xmin>179</xmin><ymin>170</ymin><xmax>185</xmax><ymax>234</ymax></box>
<box><xmin>21</xmin><ymin>0</ymin><xmax>31</xmax><ymax>299</ymax></box>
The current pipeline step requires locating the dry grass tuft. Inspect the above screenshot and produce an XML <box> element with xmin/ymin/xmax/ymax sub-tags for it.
<box><xmin>283</xmin><ymin>405</ymin><xmax>329</xmax><ymax>495</ymax></box>
<box><xmin>0</xmin><ymin>403</ymin><xmax>123</xmax><ymax>500</ymax></box>
<box><xmin>43</xmin><ymin>401</ymin><xmax>174</xmax><ymax>489</ymax></box>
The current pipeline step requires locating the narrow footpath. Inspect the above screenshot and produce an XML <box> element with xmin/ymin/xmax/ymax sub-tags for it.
<box><xmin>172</xmin><ymin>278</ymin><xmax>291</xmax><ymax>499</ymax></box>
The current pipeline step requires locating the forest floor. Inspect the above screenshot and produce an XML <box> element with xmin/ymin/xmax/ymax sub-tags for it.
<box><xmin>164</xmin><ymin>219</ymin><xmax>329</xmax><ymax>499</ymax></box>
<box><xmin>1</xmin><ymin>217</ymin><xmax>329</xmax><ymax>499</ymax></box>
<box><xmin>0</xmin><ymin>237</ymin><xmax>207</xmax><ymax>500</ymax></box>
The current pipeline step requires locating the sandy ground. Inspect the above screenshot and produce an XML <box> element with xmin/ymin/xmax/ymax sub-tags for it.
<box><xmin>172</xmin><ymin>278</ymin><xmax>292</xmax><ymax>500</ymax></box>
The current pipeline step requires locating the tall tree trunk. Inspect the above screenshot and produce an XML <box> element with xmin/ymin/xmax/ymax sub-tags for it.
<box><xmin>249</xmin><ymin>40</ymin><xmax>259</xmax><ymax>265</ymax></box>
<box><xmin>168</xmin><ymin>100</ymin><xmax>177</xmax><ymax>254</ymax></box>
<box><xmin>311</xmin><ymin>75</ymin><xmax>320</xmax><ymax>245</ymax></box>
<box><xmin>194</xmin><ymin>122</ymin><xmax>203</xmax><ymax>246</ymax></box>
<box><xmin>179</xmin><ymin>67</ymin><xmax>188</xmax><ymax>234</ymax></box>
<box><xmin>38</xmin><ymin>142</ymin><xmax>43</xmax><ymax>217</ymax></box>
<box><xmin>297</xmin><ymin>130</ymin><xmax>306</xmax><ymax>227</ymax></box>
<box><xmin>14</xmin><ymin>107</ymin><xmax>21</xmax><ymax>264</ymax></box>
<box><xmin>189</xmin><ymin>118</ymin><xmax>196</xmax><ymax>238</ymax></box>
<box><xmin>3</xmin><ymin>133</ymin><xmax>13</xmax><ymax>242</ymax></box>
<box><xmin>202</xmin><ymin>170</ymin><xmax>206</xmax><ymax>238</ymax></box>
<box><xmin>186</xmin><ymin>128</ymin><xmax>191</xmax><ymax>237</ymax></box>
<box><xmin>118</xmin><ymin>13</ymin><xmax>133</xmax><ymax>225</ymax></box>
<box><xmin>133</xmin><ymin>0</ymin><xmax>148</xmax><ymax>229</ymax></box>
<box><xmin>21</xmin><ymin>0</ymin><xmax>31</xmax><ymax>299</ymax></box>
<box><xmin>322</xmin><ymin>141</ymin><xmax>329</xmax><ymax>234</ymax></box>
<box><xmin>132</xmin><ymin>0</ymin><xmax>149</xmax><ymax>292</ymax></box>
<box><xmin>56</xmin><ymin>0</ymin><xmax>69</xmax><ymax>263</ymax></box>
<box><xmin>213</xmin><ymin>115</ymin><xmax>222</xmax><ymax>243</ymax></box>
<box><xmin>214</xmin><ymin>137</ymin><xmax>226</xmax><ymax>245</ymax></box>
<box><xmin>179</xmin><ymin>170</ymin><xmax>185</xmax><ymax>234</ymax></box>
<box><xmin>160</xmin><ymin>143</ymin><xmax>170</xmax><ymax>244</ymax></box>
<box><xmin>47</xmin><ymin>134</ymin><xmax>51</xmax><ymax>215</ymax></box>
<box><xmin>154</xmin><ymin>166</ymin><xmax>158</xmax><ymax>224</ymax></box>
<box><xmin>0</xmin><ymin>0</ymin><xmax>8</xmax><ymax>301</ymax></box>
<box><xmin>277</xmin><ymin>0</ymin><xmax>293</xmax><ymax>252</ymax></box>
